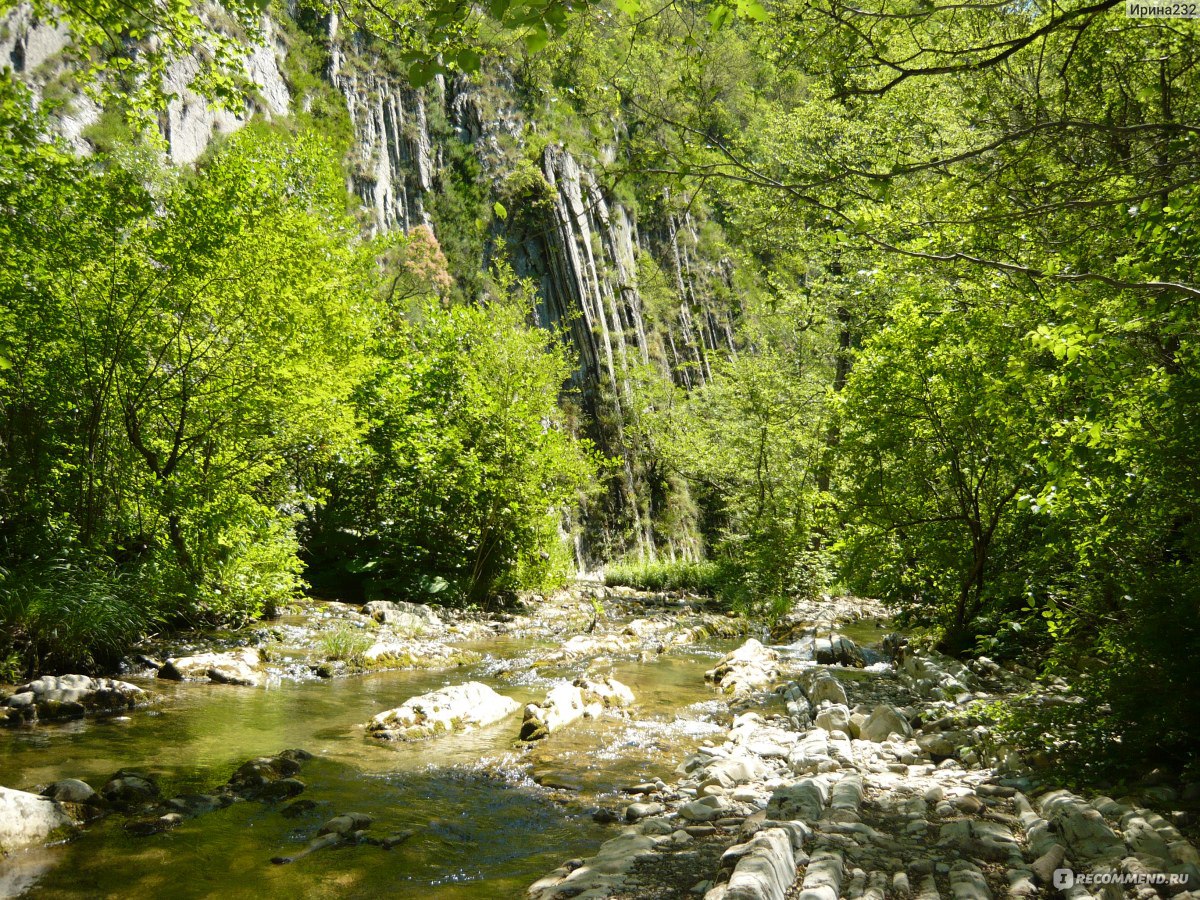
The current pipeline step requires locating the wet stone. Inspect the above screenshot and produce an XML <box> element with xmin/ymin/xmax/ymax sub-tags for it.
<box><xmin>281</xmin><ymin>799</ymin><xmax>318</xmax><ymax>820</ymax></box>
<box><xmin>626</xmin><ymin>801</ymin><xmax>665</xmax><ymax>822</ymax></box>
<box><xmin>41</xmin><ymin>779</ymin><xmax>96</xmax><ymax>805</ymax></box>
<box><xmin>100</xmin><ymin>772</ymin><xmax>159</xmax><ymax>808</ymax></box>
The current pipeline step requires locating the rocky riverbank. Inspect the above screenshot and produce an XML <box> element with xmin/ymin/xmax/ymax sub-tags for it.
<box><xmin>0</xmin><ymin>582</ymin><xmax>751</xmax><ymax>877</ymax></box>
<box><xmin>527</xmin><ymin>635</ymin><xmax>1200</xmax><ymax>900</ymax></box>
<box><xmin>108</xmin><ymin>584</ymin><xmax>754</xmax><ymax>687</ymax></box>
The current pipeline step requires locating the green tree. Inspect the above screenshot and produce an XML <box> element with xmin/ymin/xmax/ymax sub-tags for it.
<box><xmin>835</xmin><ymin>289</ymin><xmax>1052</xmax><ymax>651</ymax></box>
<box><xmin>306</xmin><ymin>261</ymin><xmax>597</xmax><ymax>607</ymax></box>
<box><xmin>0</xmin><ymin>85</ymin><xmax>376</xmax><ymax>668</ymax></box>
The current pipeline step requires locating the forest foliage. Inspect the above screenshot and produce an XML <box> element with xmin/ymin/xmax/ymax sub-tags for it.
<box><xmin>580</xmin><ymin>0</ymin><xmax>1199</xmax><ymax>778</ymax></box>
<box><xmin>0</xmin><ymin>75</ymin><xmax>595</xmax><ymax>676</ymax></box>
<box><xmin>0</xmin><ymin>0</ymin><xmax>1196</xmax><ymax>780</ymax></box>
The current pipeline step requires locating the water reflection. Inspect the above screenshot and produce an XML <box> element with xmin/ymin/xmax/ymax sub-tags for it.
<box><xmin>1</xmin><ymin>639</ymin><xmax>739</xmax><ymax>897</ymax></box>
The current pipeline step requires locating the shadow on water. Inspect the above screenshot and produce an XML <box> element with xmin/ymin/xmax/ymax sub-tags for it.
<box><xmin>24</xmin><ymin>759</ymin><xmax>609</xmax><ymax>900</ymax></box>
<box><xmin>0</xmin><ymin>640</ymin><xmax>739</xmax><ymax>897</ymax></box>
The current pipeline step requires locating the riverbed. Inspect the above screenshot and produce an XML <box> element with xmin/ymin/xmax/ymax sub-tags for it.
<box><xmin>0</xmin><ymin>589</ymin><xmax>765</xmax><ymax>898</ymax></box>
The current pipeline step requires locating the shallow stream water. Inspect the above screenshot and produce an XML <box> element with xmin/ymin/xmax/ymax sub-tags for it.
<box><xmin>0</xmin><ymin>623</ymin><xmax>746</xmax><ymax>898</ymax></box>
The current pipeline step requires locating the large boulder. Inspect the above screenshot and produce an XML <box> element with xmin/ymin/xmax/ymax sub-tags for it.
<box><xmin>804</xmin><ymin>673</ymin><xmax>848</xmax><ymax>708</ymax></box>
<box><xmin>766</xmin><ymin>778</ymin><xmax>829</xmax><ymax>822</ymax></box>
<box><xmin>813</xmin><ymin>704</ymin><xmax>851</xmax><ymax>736</ymax></box>
<box><xmin>520</xmin><ymin>677</ymin><xmax>636</xmax><ymax>741</ymax></box>
<box><xmin>579</xmin><ymin>676</ymin><xmax>635</xmax><ymax>709</ymax></box>
<box><xmin>898</xmin><ymin>651</ymin><xmax>975</xmax><ymax>699</ymax></box>
<box><xmin>706</xmin><ymin>639</ymin><xmax>780</xmax><ymax>696</ymax></box>
<box><xmin>703</xmin><ymin>754</ymin><xmax>769</xmax><ymax>788</ymax></box>
<box><xmin>368</xmin><ymin>681</ymin><xmax>519</xmax><ymax>741</ymax></box>
<box><xmin>227</xmin><ymin>749</ymin><xmax>311</xmax><ymax>800</ymax></box>
<box><xmin>916</xmin><ymin>729</ymin><xmax>972</xmax><ymax>760</ymax></box>
<box><xmin>521</xmin><ymin>683</ymin><xmax>591</xmax><ymax>741</ymax></box>
<box><xmin>359</xmin><ymin>638</ymin><xmax>478</xmax><ymax>669</ymax></box>
<box><xmin>534</xmin><ymin>634</ymin><xmax>634</xmax><ymax>665</ymax></box>
<box><xmin>788</xmin><ymin>731</ymin><xmax>838</xmax><ymax>775</ymax></box>
<box><xmin>100</xmin><ymin>770</ymin><xmax>160</xmax><ymax>809</ymax></box>
<box><xmin>362</xmin><ymin>600</ymin><xmax>442</xmax><ymax>633</ymax></box>
<box><xmin>41</xmin><ymin>779</ymin><xmax>97</xmax><ymax>805</ymax></box>
<box><xmin>814</xmin><ymin>634</ymin><xmax>865</xmax><ymax>668</ymax></box>
<box><xmin>159</xmin><ymin>648</ymin><xmax>262</xmax><ymax>686</ymax></box>
<box><xmin>0</xmin><ymin>787</ymin><xmax>74</xmax><ymax>854</ymax></box>
<box><xmin>859</xmin><ymin>704</ymin><xmax>912</xmax><ymax>742</ymax></box>
<box><xmin>2</xmin><ymin>674</ymin><xmax>151</xmax><ymax>723</ymax></box>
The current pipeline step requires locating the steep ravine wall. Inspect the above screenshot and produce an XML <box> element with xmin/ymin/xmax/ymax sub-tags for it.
<box><xmin>1</xmin><ymin>7</ymin><xmax>740</xmax><ymax>567</ymax></box>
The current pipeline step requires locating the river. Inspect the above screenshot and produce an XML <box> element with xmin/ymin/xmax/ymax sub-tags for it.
<box><xmin>0</xmin><ymin>591</ymin><xmax>779</xmax><ymax>898</ymax></box>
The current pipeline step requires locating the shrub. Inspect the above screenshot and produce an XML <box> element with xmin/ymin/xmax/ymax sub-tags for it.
<box><xmin>0</xmin><ymin>559</ymin><xmax>165</xmax><ymax>677</ymax></box>
<box><xmin>604</xmin><ymin>558</ymin><xmax>725</xmax><ymax>595</ymax></box>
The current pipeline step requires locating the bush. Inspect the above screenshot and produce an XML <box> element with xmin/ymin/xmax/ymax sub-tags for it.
<box><xmin>0</xmin><ymin>559</ymin><xmax>165</xmax><ymax>677</ymax></box>
<box><xmin>303</xmin><ymin>266</ymin><xmax>597</xmax><ymax>609</ymax></box>
<box><xmin>317</xmin><ymin>623</ymin><xmax>374</xmax><ymax>668</ymax></box>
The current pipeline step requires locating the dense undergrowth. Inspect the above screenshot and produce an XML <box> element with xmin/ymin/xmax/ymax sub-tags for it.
<box><xmin>603</xmin><ymin>559</ymin><xmax>725</xmax><ymax>597</ymax></box>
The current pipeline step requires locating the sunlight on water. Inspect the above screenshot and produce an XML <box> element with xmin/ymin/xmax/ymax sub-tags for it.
<box><xmin>0</xmin><ymin>637</ymin><xmax>741</xmax><ymax>898</ymax></box>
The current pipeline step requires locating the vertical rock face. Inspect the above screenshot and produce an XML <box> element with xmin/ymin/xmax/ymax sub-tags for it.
<box><xmin>501</xmin><ymin>141</ymin><xmax>735</xmax><ymax>562</ymax></box>
<box><xmin>0</xmin><ymin>8</ymin><xmax>291</xmax><ymax>160</ymax></box>
<box><xmin>328</xmin><ymin>14</ymin><xmax>435</xmax><ymax>233</ymax></box>
<box><xmin>6</xmin><ymin>5</ymin><xmax>739</xmax><ymax>563</ymax></box>
<box><xmin>0</xmin><ymin>6</ymin><xmax>99</xmax><ymax>150</ymax></box>
<box><xmin>161</xmin><ymin>19</ymin><xmax>292</xmax><ymax>166</ymax></box>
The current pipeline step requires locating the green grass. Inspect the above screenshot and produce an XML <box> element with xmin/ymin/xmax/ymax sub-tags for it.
<box><xmin>316</xmin><ymin>623</ymin><xmax>374</xmax><ymax>667</ymax></box>
<box><xmin>0</xmin><ymin>559</ymin><xmax>164</xmax><ymax>677</ymax></box>
<box><xmin>604</xmin><ymin>558</ymin><xmax>725</xmax><ymax>595</ymax></box>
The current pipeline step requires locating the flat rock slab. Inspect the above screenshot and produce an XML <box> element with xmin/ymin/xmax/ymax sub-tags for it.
<box><xmin>368</xmin><ymin>681</ymin><xmax>519</xmax><ymax>741</ymax></box>
<box><xmin>159</xmin><ymin>648</ymin><xmax>262</xmax><ymax>686</ymax></box>
<box><xmin>362</xmin><ymin>600</ymin><xmax>442</xmax><ymax>632</ymax></box>
<box><xmin>1038</xmin><ymin>790</ymin><xmax>1125</xmax><ymax>862</ymax></box>
<box><xmin>708</xmin><ymin>827</ymin><xmax>797</xmax><ymax>900</ymax></box>
<box><xmin>2</xmin><ymin>674</ymin><xmax>152</xmax><ymax>723</ymax></box>
<box><xmin>528</xmin><ymin>831</ymin><xmax>660</xmax><ymax>898</ymax></box>
<box><xmin>534</xmin><ymin>634</ymin><xmax>636</xmax><ymax>665</ymax></box>
<box><xmin>521</xmin><ymin>676</ymin><xmax>636</xmax><ymax>741</ymax></box>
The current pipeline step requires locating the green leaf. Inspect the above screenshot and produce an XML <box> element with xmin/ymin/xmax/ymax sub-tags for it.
<box><xmin>408</xmin><ymin>60</ymin><xmax>438</xmax><ymax>88</ymax></box>
<box><xmin>615</xmin><ymin>0</ymin><xmax>642</xmax><ymax>15</ymax></box>
<box><xmin>456</xmin><ymin>49</ymin><xmax>481</xmax><ymax>72</ymax></box>
<box><xmin>736</xmin><ymin>0</ymin><xmax>769</xmax><ymax>21</ymax></box>
<box><xmin>706</xmin><ymin>5</ymin><xmax>732</xmax><ymax>29</ymax></box>
<box><xmin>493</xmin><ymin>201</ymin><xmax>508</xmax><ymax>221</ymax></box>
<box><xmin>525</xmin><ymin>25</ymin><xmax>550</xmax><ymax>53</ymax></box>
